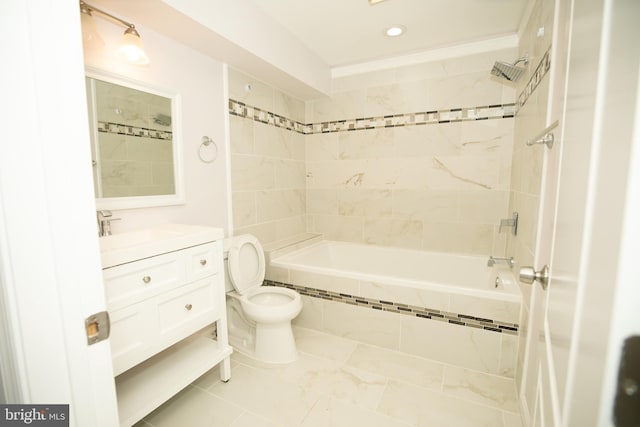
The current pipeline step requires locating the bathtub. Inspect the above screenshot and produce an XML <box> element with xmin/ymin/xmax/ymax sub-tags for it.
<box><xmin>270</xmin><ymin>240</ymin><xmax>520</xmax><ymax>304</ymax></box>
<box><xmin>267</xmin><ymin>240</ymin><xmax>521</xmax><ymax>376</ymax></box>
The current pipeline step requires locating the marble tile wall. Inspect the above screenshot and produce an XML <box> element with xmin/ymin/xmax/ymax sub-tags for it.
<box><xmin>266</xmin><ymin>279</ymin><xmax>520</xmax><ymax>334</ymax></box>
<box><xmin>506</xmin><ymin>0</ymin><xmax>555</xmax><ymax>389</ymax></box>
<box><xmin>94</xmin><ymin>79</ymin><xmax>175</xmax><ymax>197</ymax></box>
<box><xmin>292</xmin><ymin>294</ymin><xmax>518</xmax><ymax>378</ymax></box>
<box><xmin>228</xmin><ymin>69</ymin><xmax>307</xmax><ymax>245</ymax></box>
<box><xmin>229</xmin><ymin>50</ymin><xmax>521</xmax><ymax>254</ymax></box>
<box><xmin>306</xmin><ymin>49</ymin><xmax>518</xmax><ymax>255</ymax></box>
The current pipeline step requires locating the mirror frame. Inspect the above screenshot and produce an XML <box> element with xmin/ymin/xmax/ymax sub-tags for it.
<box><xmin>85</xmin><ymin>67</ymin><xmax>185</xmax><ymax>210</ymax></box>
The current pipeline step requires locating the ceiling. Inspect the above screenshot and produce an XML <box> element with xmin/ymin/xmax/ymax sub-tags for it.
<box><xmin>249</xmin><ymin>0</ymin><xmax>530</xmax><ymax>68</ymax></box>
<box><xmin>84</xmin><ymin>0</ymin><xmax>531</xmax><ymax>99</ymax></box>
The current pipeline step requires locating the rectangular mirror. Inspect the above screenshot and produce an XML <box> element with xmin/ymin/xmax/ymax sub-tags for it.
<box><xmin>85</xmin><ymin>68</ymin><xmax>184</xmax><ymax>210</ymax></box>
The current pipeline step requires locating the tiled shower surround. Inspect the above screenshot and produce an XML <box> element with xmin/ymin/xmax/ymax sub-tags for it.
<box><xmin>227</xmin><ymin>48</ymin><xmax>553</xmax><ymax>380</ymax></box>
<box><xmin>231</xmin><ymin>100</ymin><xmax>515</xmax><ymax>254</ymax></box>
<box><xmin>507</xmin><ymin>0</ymin><xmax>556</xmax><ymax>394</ymax></box>
<box><xmin>229</xmin><ymin>48</ymin><xmax>518</xmax><ymax>255</ymax></box>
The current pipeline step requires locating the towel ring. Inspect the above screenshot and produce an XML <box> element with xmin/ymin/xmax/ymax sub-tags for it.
<box><xmin>199</xmin><ymin>136</ymin><xmax>218</xmax><ymax>163</ymax></box>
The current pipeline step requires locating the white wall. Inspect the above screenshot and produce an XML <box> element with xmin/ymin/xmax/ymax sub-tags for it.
<box><xmin>1</xmin><ymin>1</ymin><xmax>120</xmax><ymax>423</ymax></box>
<box><xmin>83</xmin><ymin>14</ymin><xmax>230</xmax><ymax>234</ymax></box>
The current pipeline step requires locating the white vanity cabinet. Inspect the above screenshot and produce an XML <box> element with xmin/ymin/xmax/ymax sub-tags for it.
<box><xmin>100</xmin><ymin>225</ymin><xmax>232</xmax><ymax>427</ymax></box>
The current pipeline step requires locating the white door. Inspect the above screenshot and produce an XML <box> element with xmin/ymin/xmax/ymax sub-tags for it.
<box><xmin>523</xmin><ymin>0</ymin><xmax>640</xmax><ymax>425</ymax></box>
<box><xmin>0</xmin><ymin>1</ymin><xmax>119</xmax><ymax>425</ymax></box>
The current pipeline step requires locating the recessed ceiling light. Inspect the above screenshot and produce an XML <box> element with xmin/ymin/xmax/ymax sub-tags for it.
<box><xmin>369</xmin><ymin>0</ymin><xmax>389</xmax><ymax>4</ymax></box>
<box><xmin>385</xmin><ymin>26</ymin><xmax>405</xmax><ymax>37</ymax></box>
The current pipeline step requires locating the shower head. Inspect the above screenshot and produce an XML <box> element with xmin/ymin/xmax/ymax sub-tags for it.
<box><xmin>491</xmin><ymin>55</ymin><xmax>529</xmax><ymax>82</ymax></box>
<box><xmin>153</xmin><ymin>113</ymin><xmax>172</xmax><ymax>127</ymax></box>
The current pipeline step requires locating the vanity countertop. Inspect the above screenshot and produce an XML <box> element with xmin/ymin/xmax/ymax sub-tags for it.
<box><xmin>99</xmin><ymin>223</ymin><xmax>224</xmax><ymax>268</ymax></box>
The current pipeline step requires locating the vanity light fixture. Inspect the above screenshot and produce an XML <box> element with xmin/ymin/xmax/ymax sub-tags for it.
<box><xmin>79</xmin><ymin>1</ymin><xmax>150</xmax><ymax>65</ymax></box>
<box><xmin>79</xmin><ymin>1</ymin><xmax>104</xmax><ymax>50</ymax></box>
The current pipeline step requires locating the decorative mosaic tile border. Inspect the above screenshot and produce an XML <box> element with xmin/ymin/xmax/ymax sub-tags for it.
<box><xmin>265</xmin><ymin>280</ymin><xmax>519</xmax><ymax>335</ymax></box>
<box><xmin>97</xmin><ymin>121</ymin><xmax>173</xmax><ymax>141</ymax></box>
<box><xmin>517</xmin><ymin>46</ymin><xmax>552</xmax><ymax>110</ymax></box>
<box><xmin>229</xmin><ymin>100</ymin><xmax>515</xmax><ymax>135</ymax></box>
<box><xmin>228</xmin><ymin>102</ymin><xmax>309</xmax><ymax>134</ymax></box>
<box><xmin>230</xmin><ymin>47</ymin><xmax>552</xmax><ymax>135</ymax></box>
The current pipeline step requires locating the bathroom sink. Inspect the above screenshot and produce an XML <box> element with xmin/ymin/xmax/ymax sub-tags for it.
<box><xmin>99</xmin><ymin>223</ymin><xmax>224</xmax><ymax>268</ymax></box>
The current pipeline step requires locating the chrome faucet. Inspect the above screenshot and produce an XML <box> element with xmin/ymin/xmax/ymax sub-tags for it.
<box><xmin>487</xmin><ymin>256</ymin><xmax>515</xmax><ymax>268</ymax></box>
<box><xmin>97</xmin><ymin>210</ymin><xmax>120</xmax><ymax>237</ymax></box>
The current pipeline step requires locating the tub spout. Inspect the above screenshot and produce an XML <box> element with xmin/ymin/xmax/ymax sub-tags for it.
<box><xmin>487</xmin><ymin>256</ymin><xmax>515</xmax><ymax>268</ymax></box>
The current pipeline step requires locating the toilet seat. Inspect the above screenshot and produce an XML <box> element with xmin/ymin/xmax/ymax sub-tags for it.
<box><xmin>227</xmin><ymin>234</ymin><xmax>266</xmax><ymax>295</ymax></box>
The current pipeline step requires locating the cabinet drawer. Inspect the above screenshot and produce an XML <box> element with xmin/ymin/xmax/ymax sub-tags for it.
<box><xmin>156</xmin><ymin>278</ymin><xmax>217</xmax><ymax>341</ymax></box>
<box><xmin>185</xmin><ymin>243</ymin><xmax>218</xmax><ymax>281</ymax></box>
<box><xmin>103</xmin><ymin>252</ymin><xmax>185</xmax><ymax>310</ymax></box>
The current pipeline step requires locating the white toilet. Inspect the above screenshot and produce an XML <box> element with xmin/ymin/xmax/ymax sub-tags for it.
<box><xmin>223</xmin><ymin>234</ymin><xmax>302</xmax><ymax>364</ymax></box>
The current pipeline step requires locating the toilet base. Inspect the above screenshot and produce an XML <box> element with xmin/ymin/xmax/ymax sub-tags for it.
<box><xmin>254</xmin><ymin>321</ymin><xmax>298</xmax><ymax>364</ymax></box>
<box><xmin>226</xmin><ymin>296</ymin><xmax>298</xmax><ymax>364</ymax></box>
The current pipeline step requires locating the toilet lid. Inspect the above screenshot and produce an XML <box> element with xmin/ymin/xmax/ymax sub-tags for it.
<box><xmin>227</xmin><ymin>234</ymin><xmax>266</xmax><ymax>295</ymax></box>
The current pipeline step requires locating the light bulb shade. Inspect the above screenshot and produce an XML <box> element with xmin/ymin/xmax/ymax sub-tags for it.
<box><xmin>80</xmin><ymin>11</ymin><xmax>105</xmax><ymax>50</ymax></box>
<box><xmin>119</xmin><ymin>27</ymin><xmax>149</xmax><ymax>65</ymax></box>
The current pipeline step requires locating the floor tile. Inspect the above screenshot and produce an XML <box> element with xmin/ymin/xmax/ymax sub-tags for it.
<box><xmin>136</xmin><ymin>327</ymin><xmax>522</xmax><ymax>427</ymax></box>
<box><xmin>274</xmin><ymin>352</ymin><xmax>388</xmax><ymax>410</ymax></box>
<box><xmin>229</xmin><ymin>412</ymin><xmax>281</xmax><ymax>427</ymax></box>
<box><xmin>143</xmin><ymin>385</ymin><xmax>244</xmax><ymax>427</ymax></box>
<box><xmin>191</xmin><ymin>358</ymin><xmax>240</xmax><ymax>390</ymax></box>
<box><xmin>442</xmin><ymin>365</ymin><xmax>519</xmax><ymax>412</ymax></box>
<box><xmin>293</xmin><ymin>326</ymin><xmax>359</xmax><ymax>362</ymax></box>
<box><xmin>232</xmin><ymin>345</ymin><xmax>388</xmax><ymax>411</ymax></box>
<box><xmin>208</xmin><ymin>364</ymin><xmax>320</xmax><ymax>426</ymax></box>
<box><xmin>377</xmin><ymin>380</ymin><xmax>505</xmax><ymax>427</ymax></box>
<box><xmin>503</xmin><ymin>411</ymin><xmax>525</xmax><ymax>427</ymax></box>
<box><xmin>345</xmin><ymin>343</ymin><xmax>444</xmax><ymax>390</ymax></box>
<box><xmin>300</xmin><ymin>396</ymin><xmax>411</xmax><ymax>427</ymax></box>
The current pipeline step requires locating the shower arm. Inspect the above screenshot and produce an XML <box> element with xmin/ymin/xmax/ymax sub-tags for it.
<box><xmin>513</xmin><ymin>55</ymin><xmax>529</xmax><ymax>66</ymax></box>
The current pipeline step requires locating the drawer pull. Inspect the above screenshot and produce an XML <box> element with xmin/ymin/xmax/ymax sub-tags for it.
<box><xmin>200</xmin><ymin>259</ymin><xmax>207</xmax><ymax>266</ymax></box>
<box><xmin>142</xmin><ymin>276</ymin><xmax>151</xmax><ymax>284</ymax></box>
<box><xmin>185</xmin><ymin>304</ymin><xmax>193</xmax><ymax>311</ymax></box>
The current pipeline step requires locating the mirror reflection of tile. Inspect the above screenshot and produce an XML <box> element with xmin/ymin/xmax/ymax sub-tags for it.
<box><xmin>91</xmin><ymin>79</ymin><xmax>175</xmax><ymax>198</ymax></box>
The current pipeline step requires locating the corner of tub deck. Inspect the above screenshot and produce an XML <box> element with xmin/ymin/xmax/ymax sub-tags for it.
<box><xmin>263</xmin><ymin>233</ymin><xmax>323</xmax><ymax>262</ymax></box>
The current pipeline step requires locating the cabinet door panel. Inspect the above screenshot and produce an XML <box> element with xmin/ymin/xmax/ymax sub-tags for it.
<box><xmin>110</xmin><ymin>302</ymin><xmax>155</xmax><ymax>376</ymax></box>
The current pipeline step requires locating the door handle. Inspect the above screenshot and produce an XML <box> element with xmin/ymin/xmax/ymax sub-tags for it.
<box><xmin>519</xmin><ymin>265</ymin><xmax>549</xmax><ymax>290</ymax></box>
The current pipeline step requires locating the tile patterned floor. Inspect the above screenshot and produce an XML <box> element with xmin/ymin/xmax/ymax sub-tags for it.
<box><xmin>135</xmin><ymin>327</ymin><xmax>524</xmax><ymax>427</ymax></box>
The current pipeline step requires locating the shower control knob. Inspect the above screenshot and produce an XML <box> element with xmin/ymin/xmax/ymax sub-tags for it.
<box><xmin>519</xmin><ymin>265</ymin><xmax>549</xmax><ymax>290</ymax></box>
